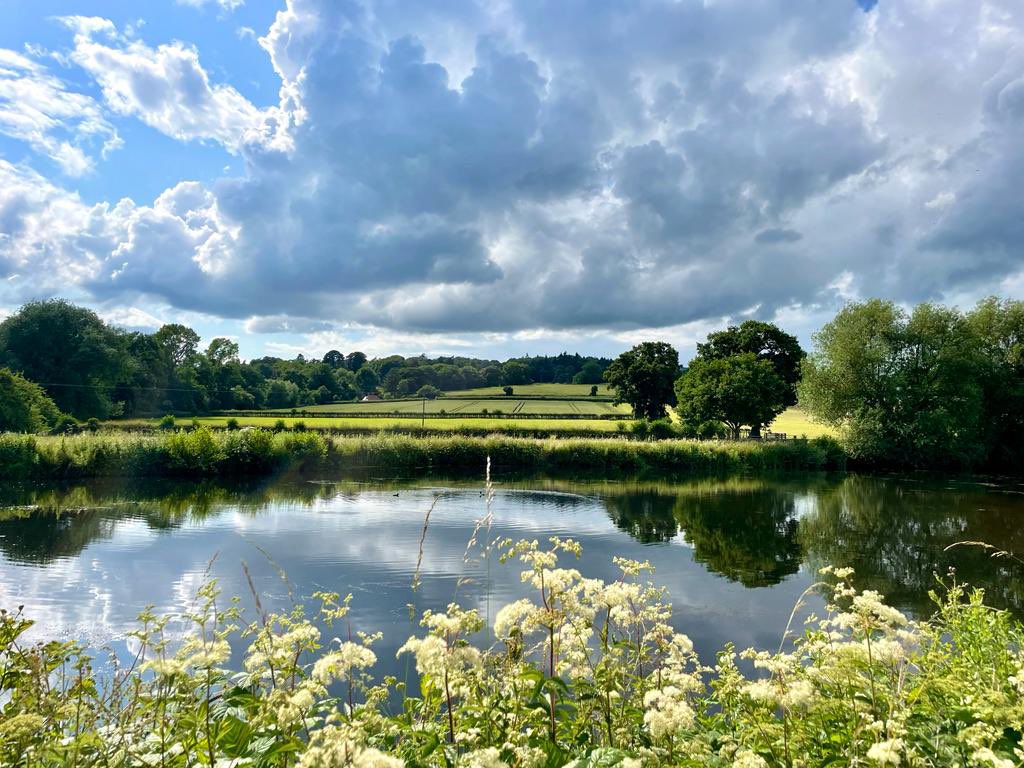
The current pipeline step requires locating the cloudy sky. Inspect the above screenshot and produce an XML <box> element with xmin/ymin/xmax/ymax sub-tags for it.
<box><xmin>1</xmin><ymin>0</ymin><xmax>1022</xmax><ymax>361</ymax></box>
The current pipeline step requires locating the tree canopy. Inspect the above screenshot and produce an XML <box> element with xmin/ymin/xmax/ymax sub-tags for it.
<box><xmin>0</xmin><ymin>367</ymin><xmax>63</xmax><ymax>432</ymax></box>
<box><xmin>675</xmin><ymin>353</ymin><xmax>787</xmax><ymax>438</ymax></box>
<box><xmin>697</xmin><ymin>320</ymin><xmax>804</xmax><ymax>407</ymax></box>
<box><xmin>604</xmin><ymin>342</ymin><xmax>680</xmax><ymax>420</ymax></box>
<box><xmin>0</xmin><ymin>300</ymin><xmax>126</xmax><ymax>419</ymax></box>
<box><xmin>800</xmin><ymin>297</ymin><xmax>1023</xmax><ymax>469</ymax></box>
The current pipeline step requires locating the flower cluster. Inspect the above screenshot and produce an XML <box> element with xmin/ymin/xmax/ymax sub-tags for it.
<box><xmin>2</xmin><ymin>544</ymin><xmax>1022</xmax><ymax>768</ymax></box>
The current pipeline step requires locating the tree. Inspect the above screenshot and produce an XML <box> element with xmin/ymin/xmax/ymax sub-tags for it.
<box><xmin>501</xmin><ymin>361</ymin><xmax>531</xmax><ymax>385</ymax></box>
<box><xmin>696</xmin><ymin>321</ymin><xmax>804</xmax><ymax>436</ymax></box>
<box><xmin>0</xmin><ymin>300</ymin><xmax>126</xmax><ymax>419</ymax></box>
<box><xmin>355</xmin><ymin>367</ymin><xmax>379</xmax><ymax>396</ymax></box>
<box><xmin>799</xmin><ymin>299</ymin><xmax>987</xmax><ymax>467</ymax></box>
<box><xmin>603</xmin><ymin>342</ymin><xmax>679</xmax><ymax>420</ymax></box>
<box><xmin>503</xmin><ymin>386</ymin><xmax>514</xmax><ymax>396</ymax></box>
<box><xmin>206</xmin><ymin>338</ymin><xmax>240</xmax><ymax>366</ymax></box>
<box><xmin>0</xmin><ymin>368</ymin><xmax>63</xmax><ymax>432</ymax></box>
<box><xmin>346</xmin><ymin>351</ymin><xmax>368</xmax><ymax>371</ymax></box>
<box><xmin>322</xmin><ymin>350</ymin><xmax>345</xmax><ymax>369</ymax></box>
<box><xmin>590</xmin><ymin>385</ymin><xmax>599</xmax><ymax>397</ymax></box>
<box><xmin>155</xmin><ymin>324</ymin><xmax>200</xmax><ymax>367</ymax></box>
<box><xmin>417</xmin><ymin>384</ymin><xmax>441</xmax><ymax>399</ymax></box>
<box><xmin>675</xmin><ymin>353</ymin><xmax>787</xmax><ymax>439</ymax></box>
<box><xmin>572</xmin><ymin>360</ymin><xmax>604</xmax><ymax>385</ymax></box>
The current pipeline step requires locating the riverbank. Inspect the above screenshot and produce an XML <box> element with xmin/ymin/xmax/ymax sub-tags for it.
<box><xmin>0</xmin><ymin>427</ymin><xmax>845</xmax><ymax>480</ymax></box>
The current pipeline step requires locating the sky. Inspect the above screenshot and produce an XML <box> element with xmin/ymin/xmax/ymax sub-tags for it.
<box><xmin>0</xmin><ymin>0</ymin><xmax>1022</xmax><ymax>362</ymax></box>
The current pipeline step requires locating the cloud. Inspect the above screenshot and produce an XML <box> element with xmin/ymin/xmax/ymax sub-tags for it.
<box><xmin>0</xmin><ymin>47</ymin><xmax>121</xmax><ymax>175</ymax></box>
<box><xmin>60</xmin><ymin>17</ymin><xmax>283</xmax><ymax>153</ymax></box>
<box><xmin>244</xmin><ymin>315</ymin><xmax>336</xmax><ymax>334</ymax></box>
<box><xmin>2</xmin><ymin>0</ymin><xmax>1023</xmax><ymax>340</ymax></box>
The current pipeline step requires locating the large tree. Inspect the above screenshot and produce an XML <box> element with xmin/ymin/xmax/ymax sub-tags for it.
<box><xmin>800</xmin><ymin>299</ymin><xmax>988</xmax><ymax>467</ymax></box>
<box><xmin>675</xmin><ymin>353</ymin><xmax>787</xmax><ymax>439</ymax></box>
<box><xmin>696</xmin><ymin>320</ymin><xmax>804</xmax><ymax>434</ymax></box>
<box><xmin>0</xmin><ymin>300</ymin><xmax>126</xmax><ymax>419</ymax></box>
<box><xmin>604</xmin><ymin>342</ymin><xmax>680</xmax><ymax>420</ymax></box>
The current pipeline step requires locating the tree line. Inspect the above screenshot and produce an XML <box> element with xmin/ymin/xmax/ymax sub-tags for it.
<box><xmin>604</xmin><ymin>297</ymin><xmax>1023</xmax><ymax>470</ymax></box>
<box><xmin>0</xmin><ymin>300</ymin><xmax>610</xmax><ymax>429</ymax></box>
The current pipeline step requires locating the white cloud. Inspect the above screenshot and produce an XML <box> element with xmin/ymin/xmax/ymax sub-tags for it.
<box><xmin>61</xmin><ymin>17</ymin><xmax>284</xmax><ymax>153</ymax></box>
<box><xmin>0</xmin><ymin>47</ymin><xmax>121</xmax><ymax>175</ymax></box>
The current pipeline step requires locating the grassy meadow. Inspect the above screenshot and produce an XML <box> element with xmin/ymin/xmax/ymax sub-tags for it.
<box><xmin>443</xmin><ymin>382</ymin><xmax>614</xmax><ymax>397</ymax></box>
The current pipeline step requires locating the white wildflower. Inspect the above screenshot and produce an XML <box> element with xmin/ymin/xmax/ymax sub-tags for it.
<box><xmin>866</xmin><ymin>738</ymin><xmax>903</xmax><ymax>766</ymax></box>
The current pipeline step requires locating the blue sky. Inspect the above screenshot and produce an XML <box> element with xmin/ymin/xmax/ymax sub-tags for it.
<box><xmin>1</xmin><ymin>0</ymin><xmax>1022</xmax><ymax>362</ymax></box>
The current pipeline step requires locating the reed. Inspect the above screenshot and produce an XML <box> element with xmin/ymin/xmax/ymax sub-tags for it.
<box><xmin>0</xmin><ymin>428</ymin><xmax>844</xmax><ymax>480</ymax></box>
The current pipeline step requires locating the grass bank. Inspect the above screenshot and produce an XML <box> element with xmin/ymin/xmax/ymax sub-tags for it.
<box><xmin>0</xmin><ymin>428</ymin><xmax>845</xmax><ymax>480</ymax></box>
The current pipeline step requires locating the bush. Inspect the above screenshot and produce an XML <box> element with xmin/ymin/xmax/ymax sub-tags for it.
<box><xmin>292</xmin><ymin>420</ymin><xmax>307</xmax><ymax>432</ymax></box>
<box><xmin>648</xmin><ymin>418</ymin><xmax>677</xmax><ymax>440</ymax></box>
<box><xmin>158</xmin><ymin>414</ymin><xmax>176</xmax><ymax>430</ymax></box>
<box><xmin>225</xmin><ymin>417</ymin><xmax>240</xmax><ymax>430</ymax></box>
<box><xmin>49</xmin><ymin>413</ymin><xmax>80</xmax><ymax>435</ymax></box>
<box><xmin>0</xmin><ymin>367</ymin><xmax>62</xmax><ymax>433</ymax></box>
<box><xmin>503</xmin><ymin>386</ymin><xmax>514</xmax><ymax>396</ymax></box>
<box><xmin>273</xmin><ymin>419</ymin><xmax>287</xmax><ymax>432</ymax></box>
<box><xmin>85</xmin><ymin>417</ymin><xmax>101</xmax><ymax>432</ymax></box>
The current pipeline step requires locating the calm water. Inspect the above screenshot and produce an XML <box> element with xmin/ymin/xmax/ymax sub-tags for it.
<box><xmin>2</xmin><ymin>471</ymin><xmax>1023</xmax><ymax>676</ymax></box>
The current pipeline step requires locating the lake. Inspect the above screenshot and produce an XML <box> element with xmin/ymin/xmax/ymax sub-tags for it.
<box><xmin>2</xmin><ymin>470</ymin><xmax>1023</xmax><ymax>678</ymax></box>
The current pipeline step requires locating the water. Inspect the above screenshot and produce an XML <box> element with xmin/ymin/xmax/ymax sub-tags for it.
<box><xmin>2</xmin><ymin>471</ymin><xmax>1023</xmax><ymax>676</ymax></box>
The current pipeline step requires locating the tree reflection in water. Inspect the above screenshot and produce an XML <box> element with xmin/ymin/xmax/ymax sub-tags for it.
<box><xmin>2</xmin><ymin>472</ymin><xmax>1024</xmax><ymax>620</ymax></box>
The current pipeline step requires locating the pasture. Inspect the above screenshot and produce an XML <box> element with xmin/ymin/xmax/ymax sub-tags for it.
<box><xmin>443</xmin><ymin>382</ymin><xmax>614</xmax><ymax>397</ymax></box>
<box><xmin>184</xmin><ymin>415</ymin><xmax>626</xmax><ymax>432</ymax></box>
<box><xmin>261</xmin><ymin>395</ymin><xmax>631</xmax><ymax>418</ymax></box>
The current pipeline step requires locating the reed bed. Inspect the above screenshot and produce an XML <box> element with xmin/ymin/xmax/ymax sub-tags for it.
<box><xmin>0</xmin><ymin>428</ymin><xmax>844</xmax><ymax>480</ymax></box>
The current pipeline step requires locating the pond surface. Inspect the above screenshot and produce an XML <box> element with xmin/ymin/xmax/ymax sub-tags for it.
<box><xmin>2</xmin><ymin>471</ymin><xmax>1023</xmax><ymax>676</ymax></box>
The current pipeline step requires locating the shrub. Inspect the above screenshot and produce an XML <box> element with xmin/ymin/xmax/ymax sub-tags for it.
<box><xmin>158</xmin><ymin>413</ymin><xmax>176</xmax><ymax>430</ymax></box>
<box><xmin>273</xmin><ymin>419</ymin><xmax>288</xmax><ymax>432</ymax></box>
<box><xmin>503</xmin><ymin>386</ymin><xmax>514</xmax><ymax>396</ymax></box>
<box><xmin>85</xmin><ymin>417</ymin><xmax>101</xmax><ymax>432</ymax></box>
<box><xmin>292</xmin><ymin>420</ymin><xmax>307</xmax><ymax>432</ymax></box>
<box><xmin>648</xmin><ymin>418</ymin><xmax>677</xmax><ymax>440</ymax></box>
<box><xmin>226</xmin><ymin>417</ymin><xmax>240</xmax><ymax>430</ymax></box>
<box><xmin>49</xmin><ymin>413</ymin><xmax>80</xmax><ymax>435</ymax></box>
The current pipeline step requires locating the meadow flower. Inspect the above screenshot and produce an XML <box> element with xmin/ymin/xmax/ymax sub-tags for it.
<box><xmin>462</xmin><ymin>747</ymin><xmax>508</xmax><ymax>768</ymax></box>
<box><xmin>312</xmin><ymin>642</ymin><xmax>377</xmax><ymax>684</ymax></box>
<box><xmin>643</xmin><ymin>686</ymin><xmax>695</xmax><ymax>740</ymax></box>
<box><xmin>866</xmin><ymin>738</ymin><xmax>904</xmax><ymax>765</ymax></box>
<box><xmin>972</xmin><ymin>748</ymin><xmax>1015</xmax><ymax>768</ymax></box>
<box><xmin>732</xmin><ymin>750</ymin><xmax>768</xmax><ymax>768</ymax></box>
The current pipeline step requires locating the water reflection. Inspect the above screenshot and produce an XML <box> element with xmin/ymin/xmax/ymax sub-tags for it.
<box><xmin>1</xmin><ymin>472</ymin><xmax>1023</xmax><ymax>665</ymax></box>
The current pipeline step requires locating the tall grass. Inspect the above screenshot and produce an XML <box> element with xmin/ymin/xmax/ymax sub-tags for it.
<box><xmin>0</xmin><ymin>428</ymin><xmax>844</xmax><ymax>480</ymax></box>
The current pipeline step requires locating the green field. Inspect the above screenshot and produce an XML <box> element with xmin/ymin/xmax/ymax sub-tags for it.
<box><xmin>261</xmin><ymin>394</ymin><xmax>630</xmax><ymax>418</ymax></box>
<box><xmin>769</xmin><ymin>407</ymin><xmax>837</xmax><ymax>438</ymax></box>
<box><xmin>443</xmin><ymin>383</ymin><xmax>614</xmax><ymax>397</ymax></box>
<box><xmin>185</xmin><ymin>415</ymin><xmax>626</xmax><ymax>432</ymax></box>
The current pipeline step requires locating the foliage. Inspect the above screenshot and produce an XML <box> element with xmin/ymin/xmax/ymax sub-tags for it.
<box><xmin>2</xmin><ymin>540</ymin><xmax>1021</xmax><ymax>768</ymax></box>
<box><xmin>0</xmin><ymin>300</ymin><xmax>127</xmax><ymax>419</ymax></box>
<box><xmin>697</xmin><ymin>321</ymin><xmax>805</xmax><ymax>409</ymax></box>
<box><xmin>417</xmin><ymin>385</ymin><xmax>442</xmax><ymax>400</ymax></box>
<box><xmin>604</xmin><ymin>343</ymin><xmax>680</xmax><ymax>420</ymax></box>
<box><xmin>0</xmin><ymin>430</ymin><xmax>842</xmax><ymax>481</ymax></box>
<box><xmin>675</xmin><ymin>354</ymin><xmax>787</xmax><ymax>439</ymax></box>
<box><xmin>0</xmin><ymin>367</ymin><xmax>63</xmax><ymax>433</ymax></box>
<box><xmin>800</xmin><ymin>298</ymin><xmax>1023</xmax><ymax>468</ymax></box>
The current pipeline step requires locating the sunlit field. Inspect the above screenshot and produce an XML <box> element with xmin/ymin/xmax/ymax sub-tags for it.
<box><xmin>264</xmin><ymin>396</ymin><xmax>630</xmax><ymax>417</ymax></box>
<box><xmin>184</xmin><ymin>415</ymin><xmax>627</xmax><ymax>432</ymax></box>
<box><xmin>769</xmin><ymin>407</ymin><xmax>837</xmax><ymax>438</ymax></box>
<box><xmin>443</xmin><ymin>382</ymin><xmax>614</xmax><ymax>397</ymax></box>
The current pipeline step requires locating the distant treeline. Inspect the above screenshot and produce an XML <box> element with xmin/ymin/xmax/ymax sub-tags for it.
<box><xmin>0</xmin><ymin>300</ymin><xmax>610</xmax><ymax>425</ymax></box>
